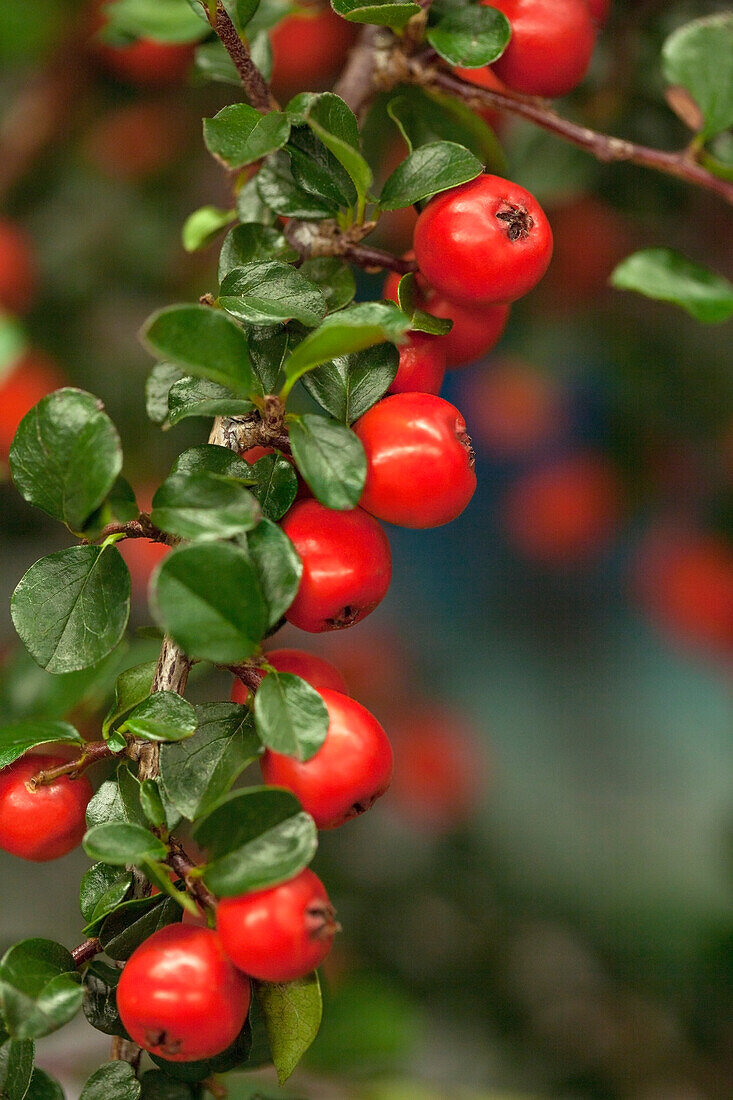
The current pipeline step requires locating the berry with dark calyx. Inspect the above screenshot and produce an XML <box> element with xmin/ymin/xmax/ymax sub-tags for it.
<box><xmin>116</xmin><ymin>925</ymin><xmax>251</xmax><ymax>1062</ymax></box>
<box><xmin>281</xmin><ymin>501</ymin><xmax>392</xmax><ymax>632</ymax></box>
<box><xmin>389</xmin><ymin>332</ymin><xmax>446</xmax><ymax>395</ymax></box>
<box><xmin>414</xmin><ymin>175</ymin><xmax>553</xmax><ymax>306</ymax></box>
<box><xmin>354</xmin><ymin>393</ymin><xmax>477</xmax><ymax>529</ymax></box>
<box><xmin>261</xmin><ymin>688</ymin><xmax>393</xmax><ymax>829</ymax></box>
<box><xmin>217</xmin><ymin>869</ymin><xmax>339</xmax><ymax>982</ymax></box>
<box><xmin>231</xmin><ymin>648</ymin><xmax>348</xmax><ymax>703</ymax></box>
<box><xmin>0</xmin><ymin>754</ymin><xmax>92</xmax><ymax>862</ymax></box>
<box><xmin>487</xmin><ymin>0</ymin><xmax>598</xmax><ymax>99</ymax></box>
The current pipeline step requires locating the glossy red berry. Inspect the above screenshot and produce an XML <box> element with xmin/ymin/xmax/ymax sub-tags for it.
<box><xmin>270</xmin><ymin>6</ymin><xmax>357</xmax><ymax>99</ymax></box>
<box><xmin>231</xmin><ymin>648</ymin><xmax>348</xmax><ymax>703</ymax></box>
<box><xmin>488</xmin><ymin>0</ymin><xmax>597</xmax><ymax>98</ymax></box>
<box><xmin>389</xmin><ymin>332</ymin><xmax>446</xmax><ymax>395</ymax></box>
<box><xmin>261</xmin><ymin>688</ymin><xmax>393</xmax><ymax>829</ymax></box>
<box><xmin>0</xmin><ymin>754</ymin><xmax>92</xmax><ymax>862</ymax></box>
<box><xmin>354</xmin><ymin>393</ymin><xmax>477</xmax><ymax>529</ymax></box>
<box><xmin>281</xmin><ymin>501</ymin><xmax>392</xmax><ymax>632</ymax></box>
<box><xmin>414</xmin><ymin>175</ymin><xmax>553</xmax><ymax>306</ymax></box>
<box><xmin>217</xmin><ymin>869</ymin><xmax>339</xmax><ymax>982</ymax></box>
<box><xmin>117</xmin><ymin>925</ymin><xmax>251</xmax><ymax>1062</ymax></box>
<box><xmin>0</xmin><ymin>220</ymin><xmax>36</xmax><ymax>315</ymax></box>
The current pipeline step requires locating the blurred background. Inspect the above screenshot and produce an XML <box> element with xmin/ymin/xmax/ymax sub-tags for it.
<box><xmin>0</xmin><ymin>1</ymin><xmax>731</xmax><ymax>1097</ymax></box>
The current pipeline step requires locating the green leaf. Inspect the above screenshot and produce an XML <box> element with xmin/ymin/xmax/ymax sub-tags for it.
<box><xmin>79</xmin><ymin>1062</ymin><xmax>141</xmax><ymax>1100</ymax></box>
<box><xmin>103</xmin><ymin>660</ymin><xmax>157</xmax><ymax>738</ymax></box>
<box><xmin>172</xmin><ymin>444</ymin><xmax>253</xmax><ymax>479</ymax></box>
<box><xmin>331</xmin><ymin>0</ymin><xmax>420</xmax><ymax>31</ymax></box>
<box><xmin>160</xmin><ymin>702</ymin><xmax>262</xmax><ymax>821</ymax></box>
<box><xmin>11</xmin><ymin>545</ymin><xmax>130</xmax><ymax>675</ymax></box>
<box><xmin>287</xmin><ymin>93</ymin><xmax>372</xmax><ymax>210</ymax></box>
<box><xmin>662</xmin><ymin>14</ymin><xmax>733</xmax><ymax>138</ymax></box>
<box><xmin>257</xmin><ymin>150</ymin><xmax>339</xmax><ymax>220</ymax></box>
<box><xmin>83</xmin><ymin>822</ymin><xmax>168</xmax><ymax>866</ymax></box>
<box><xmin>302</xmin><ymin>343</ymin><xmax>398</xmax><ymax>423</ymax></box>
<box><xmin>610</xmin><ymin>248</ymin><xmax>733</xmax><ymax>323</ymax></box>
<box><xmin>0</xmin><ymin>940</ymin><xmax>83</xmax><ymax>1040</ymax></box>
<box><xmin>82</xmin><ymin>960</ymin><xmax>127</xmax><ymax>1039</ymax></box>
<box><xmin>394</xmin><ymin>271</ymin><xmax>452</xmax><ymax>335</ymax></box>
<box><xmin>139</xmin><ymin>1070</ymin><xmax>199</xmax><ymax>1099</ymax></box>
<box><xmin>250</xmin><ymin>453</ymin><xmax>298</xmax><ymax>521</ymax></box>
<box><xmin>218</xmin><ymin>224</ymin><xmax>298</xmax><ymax>281</ymax></box>
<box><xmin>299</xmin><ymin>257</ymin><xmax>356</xmax><ymax>313</ymax></box>
<box><xmin>167</xmin><ymin>376</ymin><xmax>254</xmax><ymax>425</ymax></box>
<box><xmin>0</xmin><ymin>719</ymin><xmax>82</xmax><ymax>769</ymax></box>
<box><xmin>0</xmin><ymin>314</ymin><xmax>26</xmax><ymax>376</ymax></box>
<box><xmin>219</xmin><ymin>261</ymin><xmax>326</xmax><ymax>327</ymax></box>
<box><xmin>152</xmin><ymin>542</ymin><xmax>267</xmax><ymax>663</ymax></box>
<box><xmin>236</xmin><ymin>174</ymin><xmax>278</xmax><ymax>225</ymax></box>
<box><xmin>287</xmin><ymin>125</ymin><xmax>357</xmax><ymax>211</ymax></box>
<box><xmin>255</xmin><ymin>972</ymin><xmax>322</xmax><ymax>1085</ymax></box>
<box><xmin>79</xmin><ymin>863</ymin><xmax>132</xmax><ymax>923</ymax></box>
<box><xmin>10</xmin><ymin>388</ymin><xmax>122</xmax><ymax>533</ymax></box>
<box><xmin>248</xmin><ymin>325</ymin><xmax>298</xmax><ymax>395</ymax></box>
<box><xmin>24</xmin><ymin>1068</ymin><xmax>65</xmax><ymax>1100</ymax></box>
<box><xmin>379</xmin><ymin>140</ymin><xmax>482</xmax><ymax>210</ymax></box>
<box><xmin>120</xmin><ymin>692</ymin><xmax>197</xmax><ymax>744</ymax></box>
<box><xmin>244</xmin><ymin>518</ymin><xmax>302</xmax><ymax>628</ymax></box>
<box><xmin>141</xmin><ymin>305</ymin><xmax>253</xmax><ymax>395</ymax></box>
<box><xmin>86</xmin><ymin>779</ymin><xmax>125</xmax><ymax>829</ymax></box>
<box><xmin>194</xmin><ymin>38</ymin><xmax>242</xmax><ymax>85</ymax></box>
<box><xmin>204</xmin><ymin>105</ymin><xmax>291</xmax><ymax>170</ymax></box>
<box><xmin>146</xmin><ymin>363</ymin><xmax>183</xmax><ymax>426</ymax></box>
<box><xmin>193</xmin><ymin>787</ymin><xmax>318</xmax><ymax>896</ymax></box>
<box><xmin>182</xmin><ymin>206</ymin><xmax>236</xmax><ymax>252</ymax></box>
<box><xmin>254</xmin><ymin>671</ymin><xmax>328</xmax><ymax>761</ymax></box>
<box><xmin>103</xmin><ymin>0</ymin><xmax>208</xmax><ymax>43</ymax></box>
<box><xmin>427</xmin><ymin>4</ymin><xmax>510</xmax><ymax>67</ymax></box>
<box><xmin>386</xmin><ymin>85</ymin><xmax>507</xmax><ymax>174</ymax></box>
<box><xmin>98</xmin><ymin>896</ymin><xmax>182</xmax><ymax>962</ymax></box>
<box><xmin>0</xmin><ymin>1037</ymin><xmax>34</xmax><ymax>1100</ymax></box>
<box><xmin>152</xmin><ymin>470</ymin><xmax>260</xmax><ymax>542</ymax></box>
<box><xmin>288</xmin><ymin>414</ymin><xmax>366</xmax><ymax>510</ymax></box>
<box><xmin>282</xmin><ymin>301</ymin><xmax>410</xmax><ymax>392</ymax></box>
<box><xmin>81</xmin><ymin>476</ymin><xmax>138</xmax><ymax>541</ymax></box>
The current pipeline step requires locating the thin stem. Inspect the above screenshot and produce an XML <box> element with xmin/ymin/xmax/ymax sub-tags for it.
<box><xmin>333</xmin><ymin>25</ymin><xmax>400</xmax><ymax>117</ymax></box>
<box><xmin>338</xmin><ymin>242</ymin><xmax>418</xmax><ymax>274</ymax></box>
<box><xmin>167</xmin><ymin>839</ymin><xmax>218</xmax><ymax>916</ymax></box>
<box><xmin>209</xmin><ymin>0</ymin><xmax>278</xmax><ymax>112</ymax></box>
<box><xmin>411</xmin><ymin>58</ymin><xmax>733</xmax><ymax>207</ymax></box>
<box><xmin>28</xmin><ymin>741</ymin><xmax>113</xmax><ymax>789</ymax></box>
<box><xmin>72</xmin><ymin>938</ymin><xmax>101</xmax><ymax>968</ymax></box>
<box><xmin>81</xmin><ymin>515</ymin><xmax>170</xmax><ymax>546</ymax></box>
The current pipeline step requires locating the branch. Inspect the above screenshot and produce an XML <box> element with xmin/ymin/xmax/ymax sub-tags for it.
<box><xmin>167</xmin><ymin>840</ymin><xmax>218</xmax><ymax>915</ymax></box>
<box><xmin>283</xmin><ymin>218</ymin><xmax>418</xmax><ymax>274</ymax></box>
<box><xmin>411</xmin><ymin>58</ymin><xmax>733</xmax><ymax>207</ymax></box>
<box><xmin>28</xmin><ymin>741</ymin><xmax>113</xmax><ymax>789</ymax></box>
<box><xmin>209</xmin><ymin>0</ymin><xmax>278</xmax><ymax>112</ymax></box>
<box><xmin>81</xmin><ymin>514</ymin><xmax>170</xmax><ymax>546</ymax></box>
<box><xmin>333</xmin><ymin>25</ymin><xmax>404</xmax><ymax>117</ymax></box>
<box><xmin>72</xmin><ymin>938</ymin><xmax>101</xmax><ymax>968</ymax></box>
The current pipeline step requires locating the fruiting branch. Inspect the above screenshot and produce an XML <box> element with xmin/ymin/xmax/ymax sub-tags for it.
<box><xmin>207</xmin><ymin>0</ymin><xmax>279</xmax><ymax>112</ymax></box>
<box><xmin>28</xmin><ymin>741</ymin><xmax>113</xmax><ymax>789</ymax></box>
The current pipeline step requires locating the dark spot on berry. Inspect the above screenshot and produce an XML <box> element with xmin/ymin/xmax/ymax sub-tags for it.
<box><xmin>145</xmin><ymin>1029</ymin><xmax>183</xmax><ymax>1056</ymax></box>
<box><xmin>496</xmin><ymin>203</ymin><xmax>534</xmax><ymax>242</ymax></box>
<box><xmin>325</xmin><ymin>605</ymin><xmax>363</xmax><ymax>629</ymax></box>
<box><xmin>305</xmin><ymin>900</ymin><xmax>341</xmax><ymax>940</ymax></box>
<box><xmin>456</xmin><ymin>426</ymin><xmax>476</xmax><ymax>469</ymax></box>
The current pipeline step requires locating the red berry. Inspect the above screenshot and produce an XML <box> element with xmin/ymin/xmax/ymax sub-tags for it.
<box><xmin>261</xmin><ymin>688</ymin><xmax>393</xmax><ymax>829</ymax></box>
<box><xmin>388</xmin><ymin>332</ymin><xmax>446</xmax><ymax>395</ymax></box>
<box><xmin>0</xmin><ymin>754</ymin><xmax>92</xmax><ymax>862</ymax></box>
<box><xmin>488</xmin><ymin>0</ymin><xmax>597</xmax><ymax>98</ymax></box>
<box><xmin>217</xmin><ymin>869</ymin><xmax>338</xmax><ymax>982</ymax></box>
<box><xmin>270</xmin><ymin>6</ymin><xmax>357</xmax><ymax>99</ymax></box>
<box><xmin>459</xmin><ymin>357</ymin><xmax>566</xmax><ymax>458</ymax></box>
<box><xmin>92</xmin><ymin>37</ymin><xmax>195</xmax><ymax>86</ymax></box>
<box><xmin>0</xmin><ymin>221</ymin><xmax>36</xmax><ymax>315</ymax></box>
<box><xmin>83</xmin><ymin>101</ymin><xmax>188</xmax><ymax>181</ymax></box>
<box><xmin>117</xmin><ymin>925</ymin><xmax>251</xmax><ymax>1062</ymax></box>
<box><xmin>414</xmin><ymin>175</ymin><xmax>553</xmax><ymax>306</ymax></box>
<box><xmin>354</xmin><ymin>393</ymin><xmax>476</xmax><ymax>529</ymax></box>
<box><xmin>0</xmin><ymin>351</ymin><xmax>65</xmax><ymax>461</ymax></box>
<box><xmin>230</xmin><ymin>648</ymin><xmax>348</xmax><ymax>703</ymax></box>
<box><xmin>586</xmin><ymin>0</ymin><xmax>610</xmax><ymax>26</ymax></box>
<box><xmin>281</xmin><ymin>501</ymin><xmax>392</xmax><ymax>632</ymax></box>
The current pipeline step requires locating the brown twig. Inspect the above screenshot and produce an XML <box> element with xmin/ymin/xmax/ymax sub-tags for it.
<box><xmin>28</xmin><ymin>741</ymin><xmax>113</xmax><ymax>789</ymax></box>
<box><xmin>411</xmin><ymin>57</ymin><xmax>733</xmax><ymax>207</ymax></box>
<box><xmin>333</xmin><ymin>25</ymin><xmax>401</xmax><ymax>117</ymax></box>
<box><xmin>72</xmin><ymin>938</ymin><xmax>101</xmax><ymax>968</ymax></box>
<box><xmin>283</xmin><ymin>218</ymin><xmax>418</xmax><ymax>274</ymax></box>
<box><xmin>208</xmin><ymin>0</ymin><xmax>279</xmax><ymax>112</ymax></box>
<box><xmin>81</xmin><ymin>514</ymin><xmax>170</xmax><ymax>546</ymax></box>
<box><xmin>167</xmin><ymin>839</ymin><xmax>218</xmax><ymax>915</ymax></box>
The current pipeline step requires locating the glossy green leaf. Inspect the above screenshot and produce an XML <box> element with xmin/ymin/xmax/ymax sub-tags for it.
<box><xmin>79</xmin><ymin>863</ymin><xmax>133</xmax><ymax>923</ymax></box>
<box><xmin>0</xmin><ymin>940</ymin><xmax>82</xmax><ymax>1040</ymax></box>
<box><xmin>255</xmin><ymin>972</ymin><xmax>322</xmax><ymax>1084</ymax></box>
<box><xmin>244</xmin><ymin>518</ymin><xmax>302</xmax><ymax>628</ymax></box>
<box><xmin>79</xmin><ymin>1062</ymin><xmax>141</xmax><ymax>1100</ymax></box>
<box><xmin>256</xmin><ymin>150</ymin><xmax>339</xmax><ymax>220</ymax></box>
<box><xmin>386</xmin><ymin>85</ymin><xmax>507</xmax><ymax>174</ymax></box>
<box><xmin>220</xmin><ymin>261</ymin><xmax>326</xmax><ymax>327</ymax></box>
<box><xmin>662</xmin><ymin>14</ymin><xmax>733</xmax><ymax>138</ymax></box>
<box><xmin>254</xmin><ymin>671</ymin><xmax>328</xmax><ymax>761</ymax></box>
<box><xmin>10</xmin><ymin>388</ymin><xmax>122</xmax><ymax>533</ymax></box>
<box><xmin>98</xmin><ymin>896</ymin><xmax>182</xmax><ymax>962</ymax></box>
<box><xmin>102</xmin><ymin>0</ymin><xmax>208</xmax><ymax>43</ymax></box>
<box><xmin>152</xmin><ymin>542</ymin><xmax>267</xmax><ymax>663</ymax></box>
<box><xmin>170</xmin><ymin>443</ymin><xmax>253</xmax><ymax>479</ymax></box>
<box><xmin>204</xmin><ymin>105</ymin><xmax>290</xmax><ymax>169</ymax></box>
<box><xmin>394</xmin><ymin>271</ymin><xmax>451</xmax><ymax>336</ymax></box>
<box><xmin>86</xmin><ymin>779</ymin><xmax>125</xmax><ymax>829</ymax></box>
<box><xmin>0</xmin><ymin>1036</ymin><xmax>34</xmax><ymax>1100</ymax></box>
<box><xmin>120</xmin><ymin>691</ymin><xmax>197</xmax><ymax>743</ymax></box>
<box><xmin>427</xmin><ymin>4</ymin><xmax>510</xmax><ymax>67</ymax></box>
<box><xmin>287</xmin><ymin>93</ymin><xmax>372</xmax><ymax>208</ymax></box>
<box><xmin>0</xmin><ymin>719</ymin><xmax>82</xmax><ymax>769</ymax></box>
<box><xmin>288</xmin><ymin>414</ymin><xmax>366</xmax><ymax>510</ymax></box>
<box><xmin>288</xmin><ymin>125</ymin><xmax>357</xmax><ymax>210</ymax></box>
<box><xmin>379</xmin><ymin>140</ymin><xmax>482</xmax><ymax>210</ymax></box>
<box><xmin>146</xmin><ymin>363</ymin><xmax>183</xmax><ymax>426</ymax></box>
<box><xmin>11</xmin><ymin>545</ymin><xmax>130</xmax><ymax>674</ymax></box>
<box><xmin>152</xmin><ymin>470</ymin><xmax>260</xmax><ymax>542</ymax></box>
<box><xmin>24</xmin><ymin>1068</ymin><xmax>64</xmax><ymax>1100</ymax></box>
<box><xmin>302</xmin><ymin>343</ymin><xmax>398</xmax><ymax>423</ymax></box>
<box><xmin>103</xmin><ymin>660</ymin><xmax>157</xmax><ymax>738</ymax></box>
<box><xmin>299</xmin><ymin>257</ymin><xmax>356</xmax><ymax>313</ymax></box>
<box><xmin>248</xmin><ymin>325</ymin><xmax>299</xmax><ymax>395</ymax></box>
<box><xmin>193</xmin><ymin>787</ymin><xmax>318</xmax><ymax>896</ymax></box>
<box><xmin>83</xmin><ymin>822</ymin><xmax>168</xmax><ymax>866</ymax></box>
<box><xmin>218</xmin><ymin>224</ymin><xmax>298</xmax><ymax>281</ymax></box>
<box><xmin>236</xmin><ymin>173</ymin><xmax>278</xmax><ymax>224</ymax></box>
<box><xmin>139</xmin><ymin>782</ymin><xmax>167</xmax><ymax>829</ymax></box>
<box><xmin>181</xmin><ymin>205</ymin><xmax>236</xmax><ymax>252</ymax></box>
<box><xmin>82</xmin><ymin>960</ymin><xmax>127</xmax><ymax>1039</ymax></box>
<box><xmin>160</xmin><ymin>702</ymin><xmax>261</xmax><ymax>821</ymax></box>
<box><xmin>331</xmin><ymin>0</ymin><xmax>420</xmax><ymax>30</ymax></box>
<box><xmin>611</xmin><ymin>248</ymin><xmax>733</xmax><ymax>323</ymax></box>
<box><xmin>250</xmin><ymin>453</ymin><xmax>298</xmax><ymax>520</ymax></box>
<box><xmin>167</xmin><ymin>376</ymin><xmax>254</xmax><ymax>425</ymax></box>
<box><xmin>141</xmin><ymin>305</ymin><xmax>253</xmax><ymax>395</ymax></box>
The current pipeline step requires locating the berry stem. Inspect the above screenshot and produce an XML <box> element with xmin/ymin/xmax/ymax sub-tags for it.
<box><xmin>71</xmin><ymin>937</ymin><xmax>101</xmax><ymax>968</ymax></box>
<box><xmin>27</xmin><ymin>741</ymin><xmax>113</xmax><ymax>789</ymax></box>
